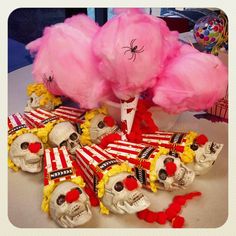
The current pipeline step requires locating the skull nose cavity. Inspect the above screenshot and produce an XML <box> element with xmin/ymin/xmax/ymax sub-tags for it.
<box><xmin>70</xmin><ymin>142</ymin><xmax>75</xmax><ymax>148</ymax></box>
<box><xmin>65</xmin><ymin>189</ymin><xmax>80</xmax><ymax>203</ymax></box>
<box><xmin>28</xmin><ymin>142</ymin><xmax>42</xmax><ymax>153</ymax></box>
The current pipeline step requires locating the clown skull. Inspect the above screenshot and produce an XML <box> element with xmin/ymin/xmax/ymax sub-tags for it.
<box><xmin>89</xmin><ymin>114</ymin><xmax>119</xmax><ymax>144</ymax></box>
<box><xmin>49</xmin><ymin>182</ymin><xmax>92</xmax><ymax>228</ymax></box>
<box><xmin>9</xmin><ymin>133</ymin><xmax>44</xmax><ymax>173</ymax></box>
<box><xmin>191</xmin><ymin>141</ymin><xmax>224</xmax><ymax>175</ymax></box>
<box><xmin>155</xmin><ymin>155</ymin><xmax>195</xmax><ymax>191</ymax></box>
<box><xmin>48</xmin><ymin>122</ymin><xmax>82</xmax><ymax>155</ymax></box>
<box><xmin>101</xmin><ymin>172</ymin><xmax>150</xmax><ymax>214</ymax></box>
<box><xmin>24</xmin><ymin>92</ymin><xmax>55</xmax><ymax>112</ymax></box>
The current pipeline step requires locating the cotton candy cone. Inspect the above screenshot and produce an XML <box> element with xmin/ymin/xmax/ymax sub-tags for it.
<box><xmin>120</xmin><ymin>95</ymin><xmax>139</xmax><ymax>136</ymax></box>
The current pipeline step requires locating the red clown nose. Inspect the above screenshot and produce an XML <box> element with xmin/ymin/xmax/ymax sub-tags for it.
<box><xmin>104</xmin><ymin>116</ymin><xmax>115</xmax><ymax>127</ymax></box>
<box><xmin>123</xmin><ymin>176</ymin><xmax>138</xmax><ymax>191</ymax></box>
<box><xmin>28</xmin><ymin>142</ymin><xmax>41</xmax><ymax>153</ymax></box>
<box><xmin>165</xmin><ymin>162</ymin><xmax>177</xmax><ymax>176</ymax></box>
<box><xmin>65</xmin><ymin>189</ymin><xmax>80</xmax><ymax>203</ymax></box>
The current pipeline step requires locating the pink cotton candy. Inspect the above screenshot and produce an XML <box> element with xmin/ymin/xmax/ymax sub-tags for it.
<box><xmin>26</xmin><ymin>14</ymin><xmax>101</xmax><ymax>98</ymax></box>
<box><xmin>42</xmin><ymin>24</ymin><xmax>111</xmax><ymax>109</ymax></box>
<box><xmin>152</xmin><ymin>44</ymin><xmax>228</xmax><ymax>114</ymax></box>
<box><xmin>92</xmin><ymin>10</ymin><xmax>180</xmax><ymax>100</ymax></box>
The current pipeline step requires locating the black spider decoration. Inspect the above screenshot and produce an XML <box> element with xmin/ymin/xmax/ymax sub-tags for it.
<box><xmin>42</xmin><ymin>73</ymin><xmax>54</xmax><ymax>89</ymax></box>
<box><xmin>122</xmin><ymin>39</ymin><xmax>144</xmax><ymax>62</ymax></box>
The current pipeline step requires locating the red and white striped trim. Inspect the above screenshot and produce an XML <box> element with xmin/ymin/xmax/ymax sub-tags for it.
<box><xmin>106</xmin><ymin>140</ymin><xmax>158</xmax><ymax>188</ymax></box>
<box><xmin>52</xmin><ymin>106</ymin><xmax>86</xmax><ymax>123</ymax></box>
<box><xmin>75</xmin><ymin>145</ymin><xmax>122</xmax><ymax>192</ymax></box>
<box><xmin>24</xmin><ymin>108</ymin><xmax>59</xmax><ymax>128</ymax></box>
<box><xmin>8</xmin><ymin>113</ymin><xmax>31</xmax><ymax>135</ymax></box>
<box><xmin>141</xmin><ymin>131</ymin><xmax>187</xmax><ymax>148</ymax></box>
<box><xmin>44</xmin><ymin>146</ymin><xmax>79</xmax><ymax>186</ymax></box>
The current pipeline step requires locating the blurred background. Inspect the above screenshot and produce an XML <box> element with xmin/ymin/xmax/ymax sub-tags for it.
<box><xmin>8</xmin><ymin>7</ymin><xmax>222</xmax><ymax>72</ymax></box>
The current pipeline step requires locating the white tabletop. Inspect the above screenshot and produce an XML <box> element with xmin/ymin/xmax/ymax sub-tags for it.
<box><xmin>8</xmin><ymin>65</ymin><xmax>228</xmax><ymax>228</ymax></box>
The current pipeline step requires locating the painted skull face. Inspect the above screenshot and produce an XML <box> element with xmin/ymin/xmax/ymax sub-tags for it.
<box><xmin>49</xmin><ymin>122</ymin><xmax>82</xmax><ymax>155</ymax></box>
<box><xmin>50</xmin><ymin>182</ymin><xmax>92</xmax><ymax>228</ymax></box>
<box><xmin>89</xmin><ymin>114</ymin><xmax>119</xmax><ymax>144</ymax></box>
<box><xmin>24</xmin><ymin>92</ymin><xmax>54</xmax><ymax>112</ymax></box>
<box><xmin>102</xmin><ymin>172</ymin><xmax>150</xmax><ymax>214</ymax></box>
<box><xmin>191</xmin><ymin>141</ymin><xmax>224</xmax><ymax>175</ymax></box>
<box><xmin>155</xmin><ymin>155</ymin><xmax>195</xmax><ymax>191</ymax></box>
<box><xmin>9</xmin><ymin>133</ymin><xmax>44</xmax><ymax>173</ymax></box>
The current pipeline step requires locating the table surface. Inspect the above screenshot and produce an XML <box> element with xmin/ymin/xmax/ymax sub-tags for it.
<box><xmin>8</xmin><ymin>65</ymin><xmax>228</xmax><ymax>228</ymax></box>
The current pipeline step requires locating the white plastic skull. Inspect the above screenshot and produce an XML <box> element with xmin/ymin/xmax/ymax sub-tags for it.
<box><xmin>48</xmin><ymin>122</ymin><xmax>82</xmax><ymax>155</ymax></box>
<box><xmin>102</xmin><ymin>172</ymin><xmax>150</xmax><ymax>214</ymax></box>
<box><xmin>24</xmin><ymin>92</ymin><xmax>54</xmax><ymax>112</ymax></box>
<box><xmin>49</xmin><ymin>182</ymin><xmax>92</xmax><ymax>228</ymax></box>
<box><xmin>191</xmin><ymin>141</ymin><xmax>224</xmax><ymax>175</ymax></box>
<box><xmin>9</xmin><ymin>133</ymin><xmax>44</xmax><ymax>173</ymax></box>
<box><xmin>89</xmin><ymin>114</ymin><xmax>119</xmax><ymax>144</ymax></box>
<box><xmin>155</xmin><ymin>155</ymin><xmax>195</xmax><ymax>191</ymax></box>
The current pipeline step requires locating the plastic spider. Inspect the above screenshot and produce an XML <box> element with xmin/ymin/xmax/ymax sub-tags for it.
<box><xmin>122</xmin><ymin>39</ymin><xmax>144</xmax><ymax>62</ymax></box>
<box><xmin>42</xmin><ymin>73</ymin><xmax>54</xmax><ymax>89</ymax></box>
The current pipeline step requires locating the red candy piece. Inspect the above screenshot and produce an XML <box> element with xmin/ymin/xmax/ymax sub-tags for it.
<box><xmin>65</xmin><ymin>189</ymin><xmax>80</xmax><ymax>203</ymax></box>
<box><xmin>195</xmin><ymin>134</ymin><xmax>208</xmax><ymax>145</ymax></box>
<box><xmin>156</xmin><ymin>211</ymin><xmax>167</xmax><ymax>225</ymax></box>
<box><xmin>137</xmin><ymin>209</ymin><xmax>149</xmax><ymax>220</ymax></box>
<box><xmin>28</xmin><ymin>142</ymin><xmax>41</xmax><ymax>153</ymax></box>
<box><xmin>145</xmin><ymin>211</ymin><xmax>157</xmax><ymax>223</ymax></box>
<box><xmin>172</xmin><ymin>215</ymin><xmax>185</xmax><ymax>228</ymax></box>
<box><xmin>168</xmin><ymin>202</ymin><xmax>181</xmax><ymax>214</ymax></box>
<box><xmin>123</xmin><ymin>176</ymin><xmax>138</xmax><ymax>191</ymax></box>
<box><xmin>104</xmin><ymin>116</ymin><xmax>115</xmax><ymax>127</ymax></box>
<box><xmin>165</xmin><ymin>162</ymin><xmax>177</xmax><ymax>176</ymax></box>
<box><xmin>173</xmin><ymin>196</ymin><xmax>187</xmax><ymax>206</ymax></box>
<box><xmin>185</xmin><ymin>191</ymin><xmax>202</xmax><ymax>200</ymax></box>
<box><xmin>165</xmin><ymin>207</ymin><xmax>178</xmax><ymax>221</ymax></box>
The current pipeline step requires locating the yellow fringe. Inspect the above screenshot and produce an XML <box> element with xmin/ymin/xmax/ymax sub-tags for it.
<box><xmin>80</xmin><ymin>106</ymin><xmax>108</xmax><ymax>146</ymax></box>
<box><xmin>41</xmin><ymin>176</ymin><xmax>85</xmax><ymax>213</ymax></box>
<box><xmin>31</xmin><ymin>119</ymin><xmax>64</xmax><ymax>144</ymax></box>
<box><xmin>180</xmin><ymin>131</ymin><xmax>198</xmax><ymax>164</ymax></box>
<box><xmin>27</xmin><ymin>83</ymin><xmax>62</xmax><ymax>108</ymax></box>
<box><xmin>8</xmin><ymin>158</ymin><xmax>19</xmax><ymax>172</ymax></box>
<box><xmin>149</xmin><ymin>147</ymin><xmax>169</xmax><ymax>192</ymax></box>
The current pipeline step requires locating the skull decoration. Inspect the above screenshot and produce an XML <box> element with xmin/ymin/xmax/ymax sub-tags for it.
<box><xmin>49</xmin><ymin>182</ymin><xmax>92</xmax><ymax>228</ymax></box>
<box><xmin>191</xmin><ymin>141</ymin><xmax>224</xmax><ymax>175</ymax></box>
<box><xmin>155</xmin><ymin>155</ymin><xmax>195</xmax><ymax>191</ymax></box>
<box><xmin>48</xmin><ymin>122</ymin><xmax>82</xmax><ymax>155</ymax></box>
<box><xmin>24</xmin><ymin>92</ymin><xmax>55</xmax><ymax>112</ymax></box>
<box><xmin>9</xmin><ymin>133</ymin><xmax>44</xmax><ymax>173</ymax></box>
<box><xmin>101</xmin><ymin>172</ymin><xmax>150</xmax><ymax>214</ymax></box>
<box><xmin>89</xmin><ymin>114</ymin><xmax>119</xmax><ymax>144</ymax></box>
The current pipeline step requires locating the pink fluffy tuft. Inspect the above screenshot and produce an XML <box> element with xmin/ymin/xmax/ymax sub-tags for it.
<box><xmin>92</xmin><ymin>10</ymin><xmax>180</xmax><ymax>100</ymax></box>
<box><xmin>152</xmin><ymin>44</ymin><xmax>228</xmax><ymax>113</ymax></box>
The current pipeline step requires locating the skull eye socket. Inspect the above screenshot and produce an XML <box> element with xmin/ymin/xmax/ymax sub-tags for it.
<box><xmin>190</xmin><ymin>143</ymin><xmax>199</xmax><ymax>151</ymax></box>
<box><xmin>70</xmin><ymin>132</ymin><xmax>78</xmax><ymax>141</ymax></box>
<box><xmin>30</xmin><ymin>97</ymin><xmax>33</xmax><ymax>103</ymax></box>
<box><xmin>57</xmin><ymin>195</ymin><xmax>66</xmax><ymax>205</ymax></box>
<box><xmin>98</xmin><ymin>121</ymin><xmax>105</xmax><ymax>129</ymax></box>
<box><xmin>114</xmin><ymin>181</ymin><xmax>124</xmax><ymax>192</ymax></box>
<box><xmin>159</xmin><ymin>169</ymin><xmax>168</xmax><ymax>180</ymax></box>
<box><xmin>21</xmin><ymin>142</ymin><xmax>29</xmax><ymax>150</ymax></box>
<box><xmin>60</xmin><ymin>141</ymin><xmax>67</xmax><ymax>147</ymax></box>
<box><xmin>164</xmin><ymin>157</ymin><xmax>174</xmax><ymax>164</ymax></box>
